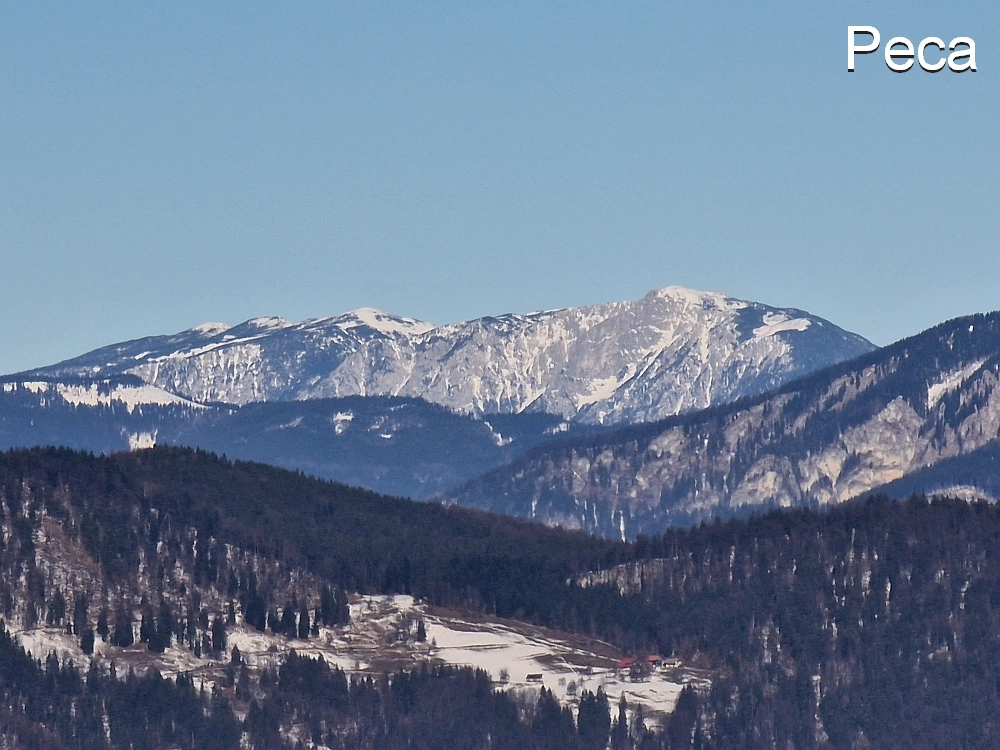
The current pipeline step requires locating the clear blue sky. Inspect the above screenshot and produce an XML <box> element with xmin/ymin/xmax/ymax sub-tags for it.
<box><xmin>1</xmin><ymin>1</ymin><xmax>996</xmax><ymax>373</ymax></box>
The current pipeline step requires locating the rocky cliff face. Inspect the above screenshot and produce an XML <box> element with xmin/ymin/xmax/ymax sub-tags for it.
<box><xmin>20</xmin><ymin>287</ymin><xmax>873</xmax><ymax>425</ymax></box>
<box><xmin>441</xmin><ymin>313</ymin><xmax>1000</xmax><ymax>538</ymax></box>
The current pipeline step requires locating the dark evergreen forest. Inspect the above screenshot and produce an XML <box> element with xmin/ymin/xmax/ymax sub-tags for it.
<box><xmin>1</xmin><ymin>447</ymin><xmax>1000</xmax><ymax>747</ymax></box>
<box><xmin>0</xmin><ymin>627</ymin><xmax>662</xmax><ymax>750</ymax></box>
<box><xmin>608</xmin><ymin>497</ymin><xmax>1000</xmax><ymax>748</ymax></box>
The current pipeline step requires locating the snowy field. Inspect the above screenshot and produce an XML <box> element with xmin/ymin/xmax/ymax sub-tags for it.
<box><xmin>10</xmin><ymin>594</ymin><xmax>709</xmax><ymax>725</ymax></box>
<box><xmin>421</xmin><ymin>607</ymin><xmax>692</xmax><ymax>723</ymax></box>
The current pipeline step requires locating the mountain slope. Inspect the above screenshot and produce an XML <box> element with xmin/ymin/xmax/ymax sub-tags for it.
<box><xmin>0</xmin><ymin>379</ymin><xmax>590</xmax><ymax>498</ymax></box>
<box><xmin>873</xmin><ymin>440</ymin><xmax>1000</xmax><ymax>503</ymax></box>
<box><xmin>0</xmin><ymin>446</ymin><xmax>620</xmax><ymax>629</ymax></box>
<box><xmin>7</xmin><ymin>447</ymin><xmax>1000</xmax><ymax>747</ymax></box>
<box><xmin>0</xmin><ymin>446</ymin><xmax>647</xmax><ymax>749</ymax></box>
<box><xmin>19</xmin><ymin>287</ymin><xmax>874</xmax><ymax>425</ymax></box>
<box><xmin>441</xmin><ymin>312</ymin><xmax>1000</xmax><ymax>538</ymax></box>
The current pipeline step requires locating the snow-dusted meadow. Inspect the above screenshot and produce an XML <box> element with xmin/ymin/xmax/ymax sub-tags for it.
<box><xmin>10</xmin><ymin>594</ymin><xmax>707</xmax><ymax>726</ymax></box>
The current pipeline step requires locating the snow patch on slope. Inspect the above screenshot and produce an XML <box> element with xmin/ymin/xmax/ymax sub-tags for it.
<box><xmin>332</xmin><ymin>411</ymin><xmax>354</xmax><ymax>435</ymax></box>
<box><xmin>927</xmin><ymin>359</ymin><xmax>987</xmax><ymax>409</ymax></box>
<box><xmin>754</xmin><ymin>312</ymin><xmax>812</xmax><ymax>338</ymax></box>
<box><xmin>56</xmin><ymin>384</ymin><xmax>207</xmax><ymax>413</ymax></box>
<box><xmin>483</xmin><ymin>421</ymin><xmax>514</xmax><ymax>447</ymax></box>
<box><xmin>575</xmin><ymin>376</ymin><xmax>625</xmax><ymax>410</ymax></box>
<box><xmin>127</xmin><ymin>430</ymin><xmax>157</xmax><ymax>450</ymax></box>
<box><xmin>3</xmin><ymin>381</ymin><xmax>206</xmax><ymax>413</ymax></box>
<box><xmin>926</xmin><ymin>485</ymin><xmax>999</xmax><ymax>504</ymax></box>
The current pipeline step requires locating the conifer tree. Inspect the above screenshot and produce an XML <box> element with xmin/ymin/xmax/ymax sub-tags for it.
<box><xmin>112</xmin><ymin>606</ymin><xmax>134</xmax><ymax>647</ymax></box>
<box><xmin>578</xmin><ymin>688</ymin><xmax>611</xmax><ymax>750</ymax></box>
<box><xmin>280</xmin><ymin>600</ymin><xmax>297</xmax><ymax>637</ymax></box>
<box><xmin>72</xmin><ymin>594</ymin><xmax>88</xmax><ymax>636</ymax></box>
<box><xmin>80</xmin><ymin>627</ymin><xmax>95</xmax><ymax>655</ymax></box>
<box><xmin>297</xmin><ymin>602</ymin><xmax>310</xmax><ymax>639</ymax></box>
<box><xmin>319</xmin><ymin>585</ymin><xmax>335</xmax><ymax>626</ymax></box>
<box><xmin>666</xmin><ymin>686</ymin><xmax>698</xmax><ymax>749</ymax></box>
<box><xmin>611</xmin><ymin>695</ymin><xmax>630</xmax><ymax>750</ymax></box>
<box><xmin>212</xmin><ymin>616</ymin><xmax>227</xmax><ymax>654</ymax></box>
<box><xmin>96</xmin><ymin>606</ymin><xmax>109</xmax><ymax>641</ymax></box>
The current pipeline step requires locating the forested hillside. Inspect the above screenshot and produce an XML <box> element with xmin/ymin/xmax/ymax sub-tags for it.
<box><xmin>3</xmin><ymin>447</ymin><xmax>1000</xmax><ymax>747</ymax></box>
<box><xmin>587</xmin><ymin>496</ymin><xmax>1000</xmax><ymax>749</ymax></box>
<box><xmin>0</xmin><ymin>446</ymin><xmax>622</xmax><ymax>621</ymax></box>
<box><xmin>0</xmin><ymin>382</ymin><xmax>589</xmax><ymax>498</ymax></box>
<box><xmin>0</xmin><ymin>447</ymin><xmax>648</xmax><ymax>748</ymax></box>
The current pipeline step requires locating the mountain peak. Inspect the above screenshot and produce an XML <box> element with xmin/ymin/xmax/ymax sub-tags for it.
<box><xmin>647</xmin><ymin>285</ymin><xmax>748</xmax><ymax>310</ymax></box>
<box><xmin>336</xmin><ymin>307</ymin><xmax>436</xmax><ymax>336</ymax></box>
<box><xmin>190</xmin><ymin>322</ymin><xmax>230</xmax><ymax>336</ymax></box>
<box><xmin>245</xmin><ymin>316</ymin><xmax>291</xmax><ymax>330</ymax></box>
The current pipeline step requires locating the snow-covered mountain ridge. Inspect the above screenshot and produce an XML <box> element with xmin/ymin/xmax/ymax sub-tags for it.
<box><xmin>19</xmin><ymin>286</ymin><xmax>874</xmax><ymax>425</ymax></box>
<box><xmin>1</xmin><ymin>379</ymin><xmax>205</xmax><ymax>413</ymax></box>
<box><xmin>441</xmin><ymin>312</ymin><xmax>1000</xmax><ymax>538</ymax></box>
